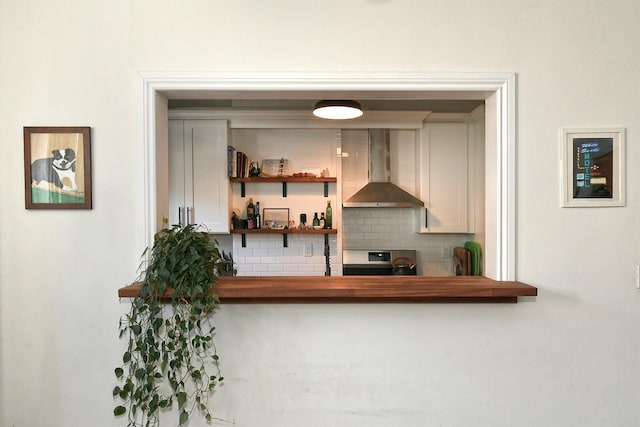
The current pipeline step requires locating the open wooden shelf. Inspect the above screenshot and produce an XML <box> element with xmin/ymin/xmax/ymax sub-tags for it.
<box><xmin>118</xmin><ymin>276</ymin><xmax>537</xmax><ymax>304</ymax></box>
<box><xmin>230</xmin><ymin>228</ymin><xmax>337</xmax><ymax>235</ymax></box>
<box><xmin>230</xmin><ymin>176</ymin><xmax>336</xmax><ymax>197</ymax></box>
<box><xmin>230</xmin><ymin>176</ymin><xmax>337</xmax><ymax>183</ymax></box>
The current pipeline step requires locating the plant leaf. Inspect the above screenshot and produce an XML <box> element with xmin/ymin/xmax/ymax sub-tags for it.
<box><xmin>179</xmin><ymin>410</ymin><xmax>189</xmax><ymax>425</ymax></box>
<box><xmin>177</xmin><ymin>391</ymin><xmax>187</xmax><ymax>409</ymax></box>
<box><xmin>113</xmin><ymin>406</ymin><xmax>126</xmax><ymax>416</ymax></box>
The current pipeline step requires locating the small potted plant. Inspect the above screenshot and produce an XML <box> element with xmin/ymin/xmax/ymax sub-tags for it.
<box><xmin>113</xmin><ymin>222</ymin><xmax>232</xmax><ymax>426</ymax></box>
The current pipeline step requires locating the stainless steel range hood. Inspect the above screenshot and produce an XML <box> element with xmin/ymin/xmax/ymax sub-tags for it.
<box><xmin>343</xmin><ymin>129</ymin><xmax>424</xmax><ymax>208</ymax></box>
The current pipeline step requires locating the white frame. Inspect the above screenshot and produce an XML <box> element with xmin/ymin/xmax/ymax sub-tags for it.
<box><xmin>141</xmin><ymin>72</ymin><xmax>516</xmax><ymax>280</ymax></box>
<box><xmin>561</xmin><ymin>127</ymin><xmax>626</xmax><ymax>207</ymax></box>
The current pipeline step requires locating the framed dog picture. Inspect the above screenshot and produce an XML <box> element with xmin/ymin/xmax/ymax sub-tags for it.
<box><xmin>24</xmin><ymin>126</ymin><xmax>92</xmax><ymax>209</ymax></box>
<box><xmin>561</xmin><ymin>127</ymin><xmax>625</xmax><ymax>207</ymax></box>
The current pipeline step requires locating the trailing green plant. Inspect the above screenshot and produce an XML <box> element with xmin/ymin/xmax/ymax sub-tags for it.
<box><xmin>114</xmin><ymin>223</ymin><xmax>232</xmax><ymax>426</ymax></box>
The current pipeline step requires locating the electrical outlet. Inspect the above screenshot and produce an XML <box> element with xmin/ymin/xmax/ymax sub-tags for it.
<box><xmin>442</xmin><ymin>246</ymin><xmax>451</xmax><ymax>260</ymax></box>
<box><xmin>304</xmin><ymin>244</ymin><xmax>312</xmax><ymax>257</ymax></box>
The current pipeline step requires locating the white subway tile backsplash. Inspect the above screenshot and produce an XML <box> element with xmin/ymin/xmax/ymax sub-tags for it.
<box><xmin>245</xmin><ymin>256</ymin><xmax>262</xmax><ymax>264</ymax></box>
<box><xmin>252</xmin><ymin>248</ymin><xmax>269</xmax><ymax>257</ymax></box>
<box><xmin>364</xmin><ymin>217</ymin><xmax>381</xmax><ymax>226</ymax></box>
<box><xmin>290</xmin><ymin>256</ymin><xmax>306</xmax><ymax>264</ymax></box>
<box><xmin>298</xmin><ymin>264</ymin><xmax>316</xmax><ymax>273</ymax></box>
<box><xmin>260</xmin><ymin>238</ymin><xmax>280</xmax><ymax>248</ymax></box>
<box><xmin>268</xmin><ymin>263</ymin><xmax>284</xmax><ymax>272</ymax></box>
<box><xmin>283</xmin><ymin>247</ymin><xmax>301</xmax><ymax>256</ymax></box>
<box><xmin>230</xmin><ymin>207</ymin><xmax>471</xmax><ymax>276</ymax></box>
<box><xmin>268</xmin><ymin>247</ymin><xmax>284</xmax><ymax>257</ymax></box>
<box><xmin>230</xmin><ymin>234</ymin><xmax>336</xmax><ymax>276</ymax></box>
<box><xmin>237</xmin><ymin>247</ymin><xmax>254</xmax><ymax>257</ymax></box>
<box><xmin>342</xmin><ymin>208</ymin><xmax>470</xmax><ymax>276</ymax></box>
<box><xmin>306</xmin><ymin>256</ymin><xmax>324</xmax><ymax>265</ymax></box>
<box><xmin>314</xmin><ymin>264</ymin><xmax>327</xmax><ymax>273</ymax></box>
<box><xmin>259</xmin><ymin>256</ymin><xmax>276</xmax><ymax>264</ymax></box>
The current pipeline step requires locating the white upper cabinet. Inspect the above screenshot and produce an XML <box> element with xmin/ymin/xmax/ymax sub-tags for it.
<box><xmin>169</xmin><ymin>119</ymin><xmax>229</xmax><ymax>233</ymax></box>
<box><xmin>419</xmin><ymin>121</ymin><xmax>473</xmax><ymax>233</ymax></box>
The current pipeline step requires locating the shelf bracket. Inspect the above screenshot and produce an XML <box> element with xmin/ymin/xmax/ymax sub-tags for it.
<box><xmin>324</xmin><ymin>182</ymin><xmax>328</xmax><ymax>197</ymax></box>
<box><xmin>240</xmin><ymin>182</ymin><xmax>246</xmax><ymax>197</ymax></box>
<box><xmin>283</xmin><ymin>233</ymin><xmax>288</xmax><ymax>247</ymax></box>
<box><xmin>324</xmin><ymin>233</ymin><xmax>331</xmax><ymax>276</ymax></box>
<box><xmin>241</xmin><ymin>233</ymin><xmax>246</xmax><ymax>248</ymax></box>
<box><xmin>282</xmin><ymin>182</ymin><xmax>287</xmax><ymax>197</ymax></box>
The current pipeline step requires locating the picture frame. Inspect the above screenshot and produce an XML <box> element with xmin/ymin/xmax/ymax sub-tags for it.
<box><xmin>561</xmin><ymin>127</ymin><xmax>625</xmax><ymax>207</ymax></box>
<box><xmin>262</xmin><ymin>208</ymin><xmax>289</xmax><ymax>229</ymax></box>
<box><xmin>261</xmin><ymin>158</ymin><xmax>289</xmax><ymax>177</ymax></box>
<box><xmin>24</xmin><ymin>126</ymin><xmax>92</xmax><ymax>209</ymax></box>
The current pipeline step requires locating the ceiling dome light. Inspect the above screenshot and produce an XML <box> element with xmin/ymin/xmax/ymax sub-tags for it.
<box><xmin>313</xmin><ymin>100</ymin><xmax>363</xmax><ymax>120</ymax></box>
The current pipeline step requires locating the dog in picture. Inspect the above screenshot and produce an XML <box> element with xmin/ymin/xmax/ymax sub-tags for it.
<box><xmin>31</xmin><ymin>148</ymin><xmax>78</xmax><ymax>192</ymax></box>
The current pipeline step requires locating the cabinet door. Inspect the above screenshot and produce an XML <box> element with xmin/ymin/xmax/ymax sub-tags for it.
<box><xmin>168</xmin><ymin>119</ymin><xmax>186</xmax><ymax>227</ymax></box>
<box><xmin>169</xmin><ymin>120</ymin><xmax>229</xmax><ymax>233</ymax></box>
<box><xmin>419</xmin><ymin>122</ymin><xmax>470</xmax><ymax>233</ymax></box>
<box><xmin>187</xmin><ymin>120</ymin><xmax>229</xmax><ymax>233</ymax></box>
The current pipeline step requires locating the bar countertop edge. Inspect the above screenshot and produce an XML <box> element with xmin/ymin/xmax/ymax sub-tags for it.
<box><xmin>118</xmin><ymin>276</ymin><xmax>538</xmax><ymax>303</ymax></box>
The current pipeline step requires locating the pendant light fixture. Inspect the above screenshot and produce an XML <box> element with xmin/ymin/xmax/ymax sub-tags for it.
<box><xmin>312</xmin><ymin>100</ymin><xmax>363</xmax><ymax>120</ymax></box>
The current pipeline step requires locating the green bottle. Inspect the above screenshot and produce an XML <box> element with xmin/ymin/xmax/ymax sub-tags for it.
<box><xmin>246</xmin><ymin>198</ymin><xmax>255</xmax><ymax>229</ymax></box>
<box><xmin>325</xmin><ymin>201</ymin><xmax>332</xmax><ymax>229</ymax></box>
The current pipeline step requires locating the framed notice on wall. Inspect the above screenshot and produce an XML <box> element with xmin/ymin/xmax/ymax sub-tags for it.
<box><xmin>24</xmin><ymin>126</ymin><xmax>92</xmax><ymax>209</ymax></box>
<box><xmin>561</xmin><ymin>128</ymin><xmax>625</xmax><ymax>207</ymax></box>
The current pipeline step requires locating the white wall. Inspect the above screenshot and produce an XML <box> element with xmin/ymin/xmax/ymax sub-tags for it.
<box><xmin>1</xmin><ymin>1</ymin><xmax>639</xmax><ymax>426</ymax></box>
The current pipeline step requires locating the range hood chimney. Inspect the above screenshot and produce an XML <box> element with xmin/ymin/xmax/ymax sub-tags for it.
<box><xmin>342</xmin><ymin>129</ymin><xmax>424</xmax><ymax>208</ymax></box>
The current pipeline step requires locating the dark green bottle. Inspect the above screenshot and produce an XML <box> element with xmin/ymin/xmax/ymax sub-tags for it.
<box><xmin>246</xmin><ymin>198</ymin><xmax>255</xmax><ymax>229</ymax></box>
<box><xmin>325</xmin><ymin>201</ymin><xmax>332</xmax><ymax>229</ymax></box>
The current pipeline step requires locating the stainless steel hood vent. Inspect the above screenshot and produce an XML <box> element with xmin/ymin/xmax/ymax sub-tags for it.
<box><xmin>343</xmin><ymin>129</ymin><xmax>424</xmax><ymax>208</ymax></box>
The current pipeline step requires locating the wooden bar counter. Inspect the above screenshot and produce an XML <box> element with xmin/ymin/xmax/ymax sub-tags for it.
<box><xmin>118</xmin><ymin>276</ymin><xmax>537</xmax><ymax>304</ymax></box>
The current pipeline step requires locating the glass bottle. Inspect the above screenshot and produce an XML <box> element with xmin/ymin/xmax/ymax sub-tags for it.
<box><xmin>312</xmin><ymin>212</ymin><xmax>320</xmax><ymax>227</ymax></box>
<box><xmin>247</xmin><ymin>198</ymin><xmax>255</xmax><ymax>229</ymax></box>
<box><xmin>320</xmin><ymin>213</ymin><xmax>325</xmax><ymax>229</ymax></box>
<box><xmin>255</xmin><ymin>201</ymin><xmax>261</xmax><ymax>229</ymax></box>
<box><xmin>325</xmin><ymin>201</ymin><xmax>332</xmax><ymax>229</ymax></box>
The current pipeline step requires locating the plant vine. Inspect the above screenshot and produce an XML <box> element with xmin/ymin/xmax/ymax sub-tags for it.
<box><xmin>114</xmin><ymin>223</ymin><xmax>231</xmax><ymax>426</ymax></box>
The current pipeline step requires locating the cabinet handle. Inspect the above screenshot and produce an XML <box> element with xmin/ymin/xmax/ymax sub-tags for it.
<box><xmin>425</xmin><ymin>208</ymin><xmax>428</xmax><ymax>229</ymax></box>
<box><xmin>178</xmin><ymin>207</ymin><xmax>183</xmax><ymax>226</ymax></box>
<box><xmin>187</xmin><ymin>207</ymin><xmax>192</xmax><ymax>225</ymax></box>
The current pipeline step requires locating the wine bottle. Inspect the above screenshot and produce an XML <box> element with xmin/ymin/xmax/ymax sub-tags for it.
<box><xmin>325</xmin><ymin>201</ymin><xmax>332</xmax><ymax>229</ymax></box>
<box><xmin>320</xmin><ymin>213</ymin><xmax>325</xmax><ymax>229</ymax></box>
<box><xmin>255</xmin><ymin>201</ymin><xmax>261</xmax><ymax>229</ymax></box>
<box><xmin>312</xmin><ymin>212</ymin><xmax>320</xmax><ymax>227</ymax></box>
<box><xmin>247</xmin><ymin>198</ymin><xmax>255</xmax><ymax>229</ymax></box>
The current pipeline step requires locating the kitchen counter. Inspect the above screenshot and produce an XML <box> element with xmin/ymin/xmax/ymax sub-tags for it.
<box><xmin>118</xmin><ymin>276</ymin><xmax>537</xmax><ymax>303</ymax></box>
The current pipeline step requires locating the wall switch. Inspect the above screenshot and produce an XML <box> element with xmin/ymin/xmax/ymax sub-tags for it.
<box><xmin>304</xmin><ymin>244</ymin><xmax>312</xmax><ymax>257</ymax></box>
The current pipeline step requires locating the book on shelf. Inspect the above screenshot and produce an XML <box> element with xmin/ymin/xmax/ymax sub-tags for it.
<box><xmin>237</xmin><ymin>151</ymin><xmax>246</xmax><ymax>177</ymax></box>
<box><xmin>227</xmin><ymin>146</ymin><xmax>236</xmax><ymax>177</ymax></box>
<box><xmin>228</xmin><ymin>147</ymin><xmax>253</xmax><ymax>178</ymax></box>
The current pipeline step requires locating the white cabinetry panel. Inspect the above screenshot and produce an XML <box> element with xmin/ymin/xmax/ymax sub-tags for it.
<box><xmin>169</xmin><ymin>119</ymin><xmax>229</xmax><ymax>233</ymax></box>
<box><xmin>419</xmin><ymin>122</ymin><xmax>471</xmax><ymax>233</ymax></box>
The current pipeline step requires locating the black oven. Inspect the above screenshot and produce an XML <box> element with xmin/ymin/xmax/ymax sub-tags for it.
<box><xmin>343</xmin><ymin>250</ymin><xmax>417</xmax><ymax>276</ymax></box>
